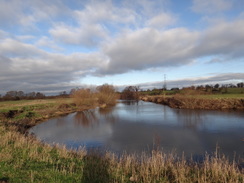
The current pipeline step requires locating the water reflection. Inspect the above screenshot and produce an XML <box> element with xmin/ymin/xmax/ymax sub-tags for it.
<box><xmin>29</xmin><ymin>100</ymin><xmax>244</xmax><ymax>159</ymax></box>
<box><xmin>98</xmin><ymin>106</ymin><xmax>117</xmax><ymax>124</ymax></box>
<box><xmin>173</xmin><ymin>109</ymin><xmax>205</xmax><ymax>129</ymax></box>
<box><xmin>71</xmin><ymin>106</ymin><xmax>117</xmax><ymax>127</ymax></box>
<box><xmin>122</xmin><ymin>100</ymin><xmax>139</xmax><ymax>105</ymax></box>
<box><xmin>74</xmin><ymin>110</ymin><xmax>98</xmax><ymax>127</ymax></box>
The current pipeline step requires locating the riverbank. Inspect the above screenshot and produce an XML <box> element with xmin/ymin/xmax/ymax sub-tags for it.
<box><xmin>141</xmin><ymin>95</ymin><xmax>244</xmax><ymax>110</ymax></box>
<box><xmin>0</xmin><ymin>98</ymin><xmax>243</xmax><ymax>182</ymax></box>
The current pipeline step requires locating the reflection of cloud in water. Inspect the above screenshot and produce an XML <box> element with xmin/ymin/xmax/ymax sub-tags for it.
<box><xmin>29</xmin><ymin>112</ymin><xmax>113</xmax><ymax>147</ymax></box>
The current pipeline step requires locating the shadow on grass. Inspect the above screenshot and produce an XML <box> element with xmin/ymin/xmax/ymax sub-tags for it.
<box><xmin>82</xmin><ymin>152</ymin><xmax>110</xmax><ymax>183</ymax></box>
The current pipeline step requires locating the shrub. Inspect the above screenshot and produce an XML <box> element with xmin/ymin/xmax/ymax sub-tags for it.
<box><xmin>121</xmin><ymin>86</ymin><xmax>140</xmax><ymax>100</ymax></box>
<box><xmin>96</xmin><ymin>84</ymin><xmax>118</xmax><ymax>106</ymax></box>
<box><xmin>71</xmin><ymin>89</ymin><xmax>96</xmax><ymax>108</ymax></box>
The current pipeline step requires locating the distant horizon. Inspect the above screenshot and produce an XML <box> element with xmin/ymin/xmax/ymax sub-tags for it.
<box><xmin>1</xmin><ymin>0</ymin><xmax>244</xmax><ymax>95</ymax></box>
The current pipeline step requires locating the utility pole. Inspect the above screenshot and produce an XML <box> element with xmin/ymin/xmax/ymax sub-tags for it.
<box><xmin>163</xmin><ymin>74</ymin><xmax>167</xmax><ymax>90</ymax></box>
<box><xmin>163</xmin><ymin>74</ymin><xmax>167</xmax><ymax>99</ymax></box>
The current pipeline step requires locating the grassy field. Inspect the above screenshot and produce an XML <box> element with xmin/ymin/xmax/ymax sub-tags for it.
<box><xmin>0</xmin><ymin>98</ymin><xmax>73</xmax><ymax>110</ymax></box>
<box><xmin>141</xmin><ymin>87</ymin><xmax>244</xmax><ymax>99</ymax></box>
<box><xmin>0</xmin><ymin>98</ymin><xmax>243</xmax><ymax>182</ymax></box>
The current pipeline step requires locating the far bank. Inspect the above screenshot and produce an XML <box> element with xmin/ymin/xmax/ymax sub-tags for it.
<box><xmin>140</xmin><ymin>95</ymin><xmax>244</xmax><ymax>110</ymax></box>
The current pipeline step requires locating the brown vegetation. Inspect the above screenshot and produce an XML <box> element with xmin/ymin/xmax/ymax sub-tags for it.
<box><xmin>71</xmin><ymin>88</ymin><xmax>96</xmax><ymax>109</ymax></box>
<box><xmin>71</xmin><ymin>84</ymin><xmax>118</xmax><ymax>109</ymax></box>
<box><xmin>96</xmin><ymin>84</ymin><xmax>118</xmax><ymax>107</ymax></box>
<box><xmin>141</xmin><ymin>95</ymin><xmax>244</xmax><ymax>110</ymax></box>
<box><xmin>121</xmin><ymin>86</ymin><xmax>140</xmax><ymax>100</ymax></box>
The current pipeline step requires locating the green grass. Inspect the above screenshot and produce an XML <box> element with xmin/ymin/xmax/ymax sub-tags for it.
<box><xmin>0</xmin><ymin>125</ymin><xmax>85</xmax><ymax>183</ymax></box>
<box><xmin>196</xmin><ymin>93</ymin><xmax>244</xmax><ymax>99</ymax></box>
<box><xmin>225</xmin><ymin>88</ymin><xmax>244</xmax><ymax>94</ymax></box>
<box><xmin>141</xmin><ymin>87</ymin><xmax>244</xmax><ymax>98</ymax></box>
<box><xmin>141</xmin><ymin>90</ymin><xmax>176</xmax><ymax>96</ymax></box>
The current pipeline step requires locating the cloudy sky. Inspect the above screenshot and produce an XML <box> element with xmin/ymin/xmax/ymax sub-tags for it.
<box><xmin>0</xmin><ymin>0</ymin><xmax>244</xmax><ymax>94</ymax></box>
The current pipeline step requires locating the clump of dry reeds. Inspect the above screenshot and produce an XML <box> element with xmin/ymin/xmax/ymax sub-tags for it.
<box><xmin>71</xmin><ymin>84</ymin><xmax>118</xmax><ymax>109</ymax></box>
<box><xmin>71</xmin><ymin>88</ymin><xmax>97</xmax><ymax>109</ymax></box>
<box><xmin>96</xmin><ymin>84</ymin><xmax>118</xmax><ymax>107</ymax></box>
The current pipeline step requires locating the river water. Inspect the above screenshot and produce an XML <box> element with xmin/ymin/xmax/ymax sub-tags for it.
<box><xmin>29</xmin><ymin>100</ymin><xmax>244</xmax><ymax>160</ymax></box>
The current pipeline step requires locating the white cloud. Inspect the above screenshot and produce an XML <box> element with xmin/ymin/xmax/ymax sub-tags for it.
<box><xmin>74</xmin><ymin>1</ymin><xmax>136</xmax><ymax>25</ymax></box>
<box><xmin>193</xmin><ymin>20</ymin><xmax>244</xmax><ymax>58</ymax></box>
<box><xmin>49</xmin><ymin>0</ymin><xmax>137</xmax><ymax>47</ymax></box>
<box><xmin>35</xmin><ymin>36</ymin><xmax>62</xmax><ymax>51</ymax></box>
<box><xmin>0</xmin><ymin>0</ymin><xmax>71</xmax><ymax>29</ymax></box>
<box><xmin>16</xmin><ymin>35</ymin><xmax>35</xmax><ymax>41</ymax></box>
<box><xmin>0</xmin><ymin>38</ymin><xmax>46</xmax><ymax>58</ymax></box>
<box><xmin>99</xmin><ymin>19</ymin><xmax>244</xmax><ymax>75</ymax></box>
<box><xmin>0</xmin><ymin>30</ymin><xmax>9</xmax><ymax>39</ymax></box>
<box><xmin>102</xmin><ymin>27</ymin><xmax>199</xmax><ymax>74</ymax></box>
<box><xmin>146</xmin><ymin>13</ymin><xmax>176</xmax><ymax>29</ymax></box>
<box><xmin>191</xmin><ymin>0</ymin><xmax>232</xmax><ymax>14</ymax></box>
<box><xmin>0</xmin><ymin>37</ymin><xmax>107</xmax><ymax>93</ymax></box>
<box><xmin>0</xmin><ymin>0</ymin><xmax>23</xmax><ymax>26</ymax></box>
<box><xmin>49</xmin><ymin>23</ymin><xmax>107</xmax><ymax>47</ymax></box>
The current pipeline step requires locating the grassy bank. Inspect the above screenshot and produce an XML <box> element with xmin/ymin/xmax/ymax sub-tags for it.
<box><xmin>0</xmin><ymin>99</ymin><xmax>243</xmax><ymax>182</ymax></box>
<box><xmin>141</xmin><ymin>94</ymin><xmax>244</xmax><ymax>110</ymax></box>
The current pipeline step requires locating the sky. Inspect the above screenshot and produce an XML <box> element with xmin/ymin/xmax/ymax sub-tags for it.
<box><xmin>0</xmin><ymin>0</ymin><xmax>244</xmax><ymax>95</ymax></box>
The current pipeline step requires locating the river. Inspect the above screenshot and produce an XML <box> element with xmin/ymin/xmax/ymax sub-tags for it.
<box><xmin>29</xmin><ymin>100</ymin><xmax>244</xmax><ymax>160</ymax></box>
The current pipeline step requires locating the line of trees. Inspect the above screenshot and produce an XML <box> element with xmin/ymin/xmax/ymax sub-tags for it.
<box><xmin>182</xmin><ymin>82</ymin><xmax>244</xmax><ymax>91</ymax></box>
<box><xmin>0</xmin><ymin>91</ymin><xmax>46</xmax><ymax>101</ymax></box>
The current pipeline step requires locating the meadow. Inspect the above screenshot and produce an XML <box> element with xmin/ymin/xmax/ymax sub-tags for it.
<box><xmin>0</xmin><ymin>94</ymin><xmax>243</xmax><ymax>182</ymax></box>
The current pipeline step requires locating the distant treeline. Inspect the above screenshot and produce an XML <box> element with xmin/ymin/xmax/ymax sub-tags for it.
<box><xmin>0</xmin><ymin>91</ymin><xmax>47</xmax><ymax>101</ymax></box>
<box><xmin>1</xmin><ymin>82</ymin><xmax>243</xmax><ymax>101</ymax></box>
<box><xmin>140</xmin><ymin>82</ymin><xmax>244</xmax><ymax>96</ymax></box>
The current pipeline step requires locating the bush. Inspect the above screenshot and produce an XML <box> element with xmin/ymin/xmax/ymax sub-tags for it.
<box><xmin>71</xmin><ymin>85</ymin><xmax>118</xmax><ymax>109</ymax></box>
<box><xmin>121</xmin><ymin>86</ymin><xmax>140</xmax><ymax>100</ymax></box>
<box><xmin>96</xmin><ymin>84</ymin><xmax>118</xmax><ymax>106</ymax></box>
<box><xmin>71</xmin><ymin>89</ymin><xmax>96</xmax><ymax>108</ymax></box>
